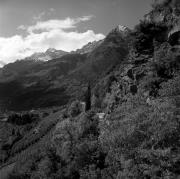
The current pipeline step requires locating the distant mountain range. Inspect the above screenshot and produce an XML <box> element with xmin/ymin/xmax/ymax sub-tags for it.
<box><xmin>0</xmin><ymin>25</ymin><xmax>130</xmax><ymax>111</ymax></box>
<box><xmin>8</xmin><ymin>40</ymin><xmax>104</xmax><ymax>64</ymax></box>
<box><xmin>26</xmin><ymin>48</ymin><xmax>68</xmax><ymax>62</ymax></box>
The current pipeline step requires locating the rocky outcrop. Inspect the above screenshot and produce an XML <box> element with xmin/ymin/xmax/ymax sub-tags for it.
<box><xmin>109</xmin><ymin>25</ymin><xmax>131</xmax><ymax>37</ymax></box>
<box><xmin>72</xmin><ymin>40</ymin><xmax>103</xmax><ymax>55</ymax></box>
<box><xmin>144</xmin><ymin>0</ymin><xmax>180</xmax><ymax>27</ymax></box>
<box><xmin>168</xmin><ymin>24</ymin><xmax>180</xmax><ymax>45</ymax></box>
<box><xmin>144</xmin><ymin>11</ymin><xmax>165</xmax><ymax>23</ymax></box>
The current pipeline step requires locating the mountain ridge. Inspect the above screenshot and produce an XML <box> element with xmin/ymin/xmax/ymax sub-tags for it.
<box><xmin>1</xmin><ymin>1</ymin><xmax>180</xmax><ymax>178</ymax></box>
<box><xmin>0</xmin><ymin>25</ymin><xmax>129</xmax><ymax>111</ymax></box>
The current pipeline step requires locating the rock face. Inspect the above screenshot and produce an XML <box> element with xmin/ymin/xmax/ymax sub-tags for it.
<box><xmin>143</xmin><ymin>1</ymin><xmax>180</xmax><ymax>46</ymax></box>
<box><xmin>144</xmin><ymin>11</ymin><xmax>165</xmax><ymax>23</ymax></box>
<box><xmin>168</xmin><ymin>25</ymin><xmax>180</xmax><ymax>45</ymax></box>
<box><xmin>73</xmin><ymin>40</ymin><xmax>103</xmax><ymax>55</ymax></box>
<box><xmin>144</xmin><ymin>0</ymin><xmax>180</xmax><ymax>25</ymax></box>
<box><xmin>110</xmin><ymin>25</ymin><xmax>131</xmax><ymax>37</ymax></box>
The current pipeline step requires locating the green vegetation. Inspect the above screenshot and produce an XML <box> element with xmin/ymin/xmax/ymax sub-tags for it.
<box><xmin>7</xmin><ymin>113</ymin><xmax>39</xmax><ymax>125</ymax></box>
<box><xmin>131</xmin><ymin>21</ymin><xmax>168</xmax><ymax>54</ymax></box>
<box><xmin>0</xmin><ymin>1</ymin><xmax>180</xmax><ymax>178</ymax></box>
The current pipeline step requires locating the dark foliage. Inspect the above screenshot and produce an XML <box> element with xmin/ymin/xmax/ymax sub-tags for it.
<box><xmin>7</xmin><ymin>113</ymin><xmax>39</xmax><ymax>125</ymax></box>
<box><xmin>131</xmin><ymin>21</ymin><xmax>168</xmax><ymax>54</ymax></box>
<box><xmin>1</xmin><ymin>2</ymin><xmax>180</xmax><ymax>179</ymax></box>
<box><xmin>152</xmin><ymin>42</ymin><xmax>180</xmax><ymax>78</ymax></box>
<box><xmin>85</xmin><ymin>83</ymin><xmax>92</xmax><ymax>111</ymax></box>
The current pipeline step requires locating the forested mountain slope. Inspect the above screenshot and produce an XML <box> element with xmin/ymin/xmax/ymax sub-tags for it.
<box><xmin>0</xmin><ymin>26</ymin><xmax>129</xmax><ymax>111</ymax></box>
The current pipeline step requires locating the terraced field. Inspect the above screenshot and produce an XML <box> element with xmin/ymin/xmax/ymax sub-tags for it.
<box><xmin>0</xmin><ymin>108</ymin><xmax>66</xmax><ymax>175</ymax></box>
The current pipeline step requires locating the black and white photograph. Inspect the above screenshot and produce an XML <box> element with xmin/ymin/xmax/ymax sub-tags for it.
<box><xmin>0</xmin><ymin>0</ymin><xmax>180</xmax><ymax>178</ymax></box>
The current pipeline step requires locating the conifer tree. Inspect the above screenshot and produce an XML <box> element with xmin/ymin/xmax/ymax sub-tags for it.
<box><xmin>85</xmin><ymin>82</ymin><xmax>91</xmax><ymax>111</ymax></box>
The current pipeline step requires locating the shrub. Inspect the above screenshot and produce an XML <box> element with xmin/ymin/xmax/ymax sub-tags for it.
<box><xmin>153</xmin><ymin>42</ymin><xmax>180</xmax><ymax>78</ymax></box>
<box><xmin>99</xmin><ymin>92</ymin><xmax>180</xmax><ymax>178</ymax></box>
<box><xmin>131</xmin><ymin>21</ymin><xmax>167</xmax><ymax>54</ymax></box>
<box><xmin>68</xmin><ymin>100</ymin><xmax>83</xmax><ymax>117</ymax></box>
<box><xmin>42</xmin><ymin>112</ymin><xmax>49</xmax><ymax>118</ymax></box>
<box><xmin>159</xmin><ymin>75</ymin><xmax>180</xmax><ymax>96</ymax></box>
<box><xmin>7</xmin><ymin>113</ymin><xmax>39</xmax><ymax>125</ymax></box>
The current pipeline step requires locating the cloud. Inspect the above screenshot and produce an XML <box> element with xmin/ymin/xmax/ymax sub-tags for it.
<box><xmin>32</xmin><ymin>8</ymin><xmax>55</xmax><ymax>21</ymax></box>
<box><xmin>18</xmin><ymin>25</ymin><xmax>26</xmax><ymax>30</ymax></box>
<box><xmin>0</xmin><ymin>61</ymin><xmax>6</xmax><ymax>68</ymax></box>
<box><xmin>33</xmin><ymin>12</ymin><xmax>46</xmax><ymax>21</ymax></box>
<box><xmin>26</xmin><ymin>15</ymin><xmax>94</xmax><ymax>33</ymax></box>
<box><xmin>50</xmin><ymin>8</ymin><xmax>55</xmax><ymax>12</ymax></box>
<box><xmin>0</xmin><ymin>16</ymin><xmax>105</xmax><ymax>65</ymax></box>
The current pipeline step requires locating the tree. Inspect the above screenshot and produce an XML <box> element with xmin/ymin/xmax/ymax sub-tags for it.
<box><xmin>131</xmin><ymin>21</ymin><xmax>168</xmax><ymax>54</ymax></box>
<box><xmin>85</xmin><ymin>83</ymin><xmax>91</xmax><ymax>111</ymax></box>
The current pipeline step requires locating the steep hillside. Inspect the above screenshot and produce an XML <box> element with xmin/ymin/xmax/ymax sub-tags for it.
<box><xmin>69</xmin><ymin>25</ymin><xmax>130</xmax><ymax>81</ymax></box>
<box><xmin>0</xmin><ymin>53</ymin><xmax>87</xmax><ymax>111</ymax></box>
<box><xmin>72</xmin><ymin>40</ymin><xmax>103</xmax><ymax>54</ymax></box>
<box><xmin>1</xmin><ymin>1</ymin><xmax>180</xmax><ymax>179</ymax></box>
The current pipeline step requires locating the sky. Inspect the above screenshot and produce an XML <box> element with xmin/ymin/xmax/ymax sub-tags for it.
<box><xmin>0</xmin><ymin>0</ymin><xmax>153</xmax><ymax>66</ymax></box>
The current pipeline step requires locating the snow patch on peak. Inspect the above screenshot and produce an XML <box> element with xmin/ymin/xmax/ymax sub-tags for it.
<box><xmin>117</xmin><ymin>25</ymin><xmax>128</xmax><ymax>32</ymax></box>
<box><xmin>111</xmin><ymin>25</ymin><xmax>130</xmax><ymax>34</ymax></box>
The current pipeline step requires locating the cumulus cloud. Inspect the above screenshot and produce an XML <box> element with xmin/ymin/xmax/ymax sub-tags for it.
<box><xmin>33</xmin><ymin>12</ymin><xmax>46</xmax><ymax>21</ymax></box>
<box><xmin>0</xmin><ymin>15</ymin><xmax>105</xmax><ymax>66</ymax></box>
<box><xmin>26</xmin><ymin>16</ymin><xmax>93</xmax><ymax>33</ymax></box>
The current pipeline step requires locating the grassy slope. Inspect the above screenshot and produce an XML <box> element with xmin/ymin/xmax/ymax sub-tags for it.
<box><xmin>0</xmin><ymin>107</ymin><xmax>66</xmax><ymax>168</ymax></box>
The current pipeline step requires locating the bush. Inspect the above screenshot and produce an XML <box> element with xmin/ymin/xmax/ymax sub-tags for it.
<box><xmin>68</xmin><ymin>100</ymin><xmax>83</xmax><ymax>117</ymax></box>
<box><xmin>153</xmin><ymin>43</ymin><xmax>180</xmax><ymax>78</ymax></box>
<box><xmin>42</xmin><ymin>112</ymin><xmax>49</xmax><ymax>118</ymax></box>
<box><xmin>99</xmin><ymin>93</ymin><xmax>180</xmax><ymax>178</ymax></box>
<box><xmin>159</xmin><ymin>75</ymin><xmax>180</xmax><ymax>97</ymax></box>
<box><xmin>7</xmin><ymin>113</ymin><xmax>39</xmax><ymax>125</ymax></box>
<box><xmin>50</xmin><ymin>110</ymin><xmax>105</xmax><ymax>179</ymax></box>
<box><xmin>131</xmin><ymin>21</ymin><xmax>167</xmax><ymax>54</ymax></box>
